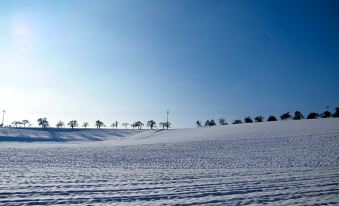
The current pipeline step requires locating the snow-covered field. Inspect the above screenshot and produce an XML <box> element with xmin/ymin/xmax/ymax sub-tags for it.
<box><xmin>0</xmin><ymin>127</ymin><xmax>143</xmax><ymax>142</ymax></box>
<box><xmin>0</xmin><ymin>119</ymin><xmax>338</xmax><ymax>205</ymax></box>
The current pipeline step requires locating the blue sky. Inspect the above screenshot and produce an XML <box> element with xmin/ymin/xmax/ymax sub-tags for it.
<box><xmin>0</xmin><ymin>0</ymin><xmax>338</xmax><ymax>128</ymax></box>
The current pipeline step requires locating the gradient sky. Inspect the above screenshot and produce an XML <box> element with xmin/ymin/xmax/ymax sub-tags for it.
<box><xmin>0</xmin><ymin>0</ymin><xmax>338</xmax><ymax>128</ymax></box>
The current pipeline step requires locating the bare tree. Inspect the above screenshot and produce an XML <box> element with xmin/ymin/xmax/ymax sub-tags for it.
<box><xmin>334</xmin><ymin>107</ymin><xmax>339</xmax><ymax>118</ymax></box>
<box><xmin>244</xmin><ymin>116</ymin><xmax>253</xmax><ymax>123</ymax></box>
<box><xmin>122</xmin><ymin>123</ymin><xmax>129</xmax><ymax>129</ymax></box>
<box><xmin>307</xmin><ymin>112</ymin><xmax>320</xmax><ymax>119</ymax></box>
<box><xmin>196</xmin><ymin>120</ymin><xmax>202</xmax><ymax>127</ymax></box>
<box><xmin>95</xmin><ymin>120</ymin><xmax>104</xmax><ymax>129</ymax></box>
<box><xmin>110</xmin><ymin>121</ymin><xmax>119</xmax><ymax>129</ymax></box>
<box><xmin>37</xmin><ymin>118</ymin><xmax>49</xmax><ymax>129</ymax></box>
<box><xmin>22</xmin><ymin>120</ymin><xmax>30</xmax><ymax>127</ymax></box>
<box><xmin>219</xmin><ymin>118</ymin><xmax>227</xmax><ymax>125</ymax></box>
<box><xmin>134</xmin><ymin>121</ymin><xmax>144</xmax><ymax>129</ymax></box>
<box><xmin>159</xmin><ymin>122</ymin><xmax>166</xmax><ymax>129</ymax></box>
<box><xmin>56</xmin><ymin>121</ymin><xmax>65</xmax><ymax>128</ymax></box>
<box><xmin>254</xmin><ymin>116</ymin><xmax>264</xmax><ymax>122</ymax></box>
<box><xmin>147</xmin><ymin>120</ymin><xmax>156</xmax><ymax>130</ymax></box>
<box><xmin>131</xmin><ymin>122</ymin><xmax>137</xmax><ymax>130</ymax></box>
<box><xmin>82</xmin><ymin>122</ymin><xmax>89</xmax><ymax>128</ymax></box>
<box><xmin>209</xmin><ymin>119</ymin><xmax>216</xmax><ymax>126</ymax></box>
<box><xmin>232</xmin><ymin>119</ymin><xmax>242</xmax><ymax>124</ymax></box>
<box><xmin>321</xmin><ymin>111</ymin><xmax>331</xmax><ymax>118</ymax></box>
<box><xmin>280</xmin><ymin>112</ymin><xmax>291</xmax><ymax>120</ymax></box>
<box><xmin>68</xmin><ymin>120</ymin><xmax>78</xmax><ymax>130</ymax></box>
<box><xmin>112</xmin><ymin>123</ymin><xmax>116</xmax><ymax>129</ymax></box>
<box><xmin>12</xmin><ymin>121</ymin><xmax>22</xmax><ymax>128</ymax></box>
<box><xmin>293</xmin><ymin>111</ymin><xmax>304</xmax><ymax>120</ymax></box>
<box><xmin>267</xmin><ymin>115</ymin><xmax>277</xmax><ymax>122</ymax></box>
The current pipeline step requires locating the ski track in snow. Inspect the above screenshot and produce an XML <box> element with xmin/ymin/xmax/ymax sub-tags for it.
<box><xmin>0</xmin><ymin>119</ymin><xmax>338</xmax><ymax>205</ymax></box>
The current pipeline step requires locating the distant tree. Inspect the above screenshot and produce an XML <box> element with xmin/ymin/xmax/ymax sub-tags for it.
<box><xmin>56</xmin><ymin>121</ymin><xmax>65</xmax><ymax>128</ymax></box>
<box><xmin>12</xmin><ymin>121</ymin><xmax>22</xmax><ymax>128</ymax></box>
<box><xmin>267</xmin><ymin>115</ymin><xmax>277</xmax><ymax>122</ymax></box>
<box><xmin>37</xmin><ymin>118</ymin><xmax>49</xmax><ymax>129</ymax></box>
<box><xmin>22</xmin><ymin>120</ymin><xmax>29</xmax><ymax>127</ymax></box>
<box><xmin>110</xmin><ymin>121</ymin><xmax>118</xmax><ymax>129</ymax></box>
<box><xmin>219</xmin><ymin>118</ymin><xmax>228</xmax><ymax>125</ymax></box>
<box><xmin>293</xmin><ymin>111</ymin><xmax>304</xmax><ymax>120</ymax></box>
<box><xmin>204</xmin><ymin>120</ymin><xmax>210</xmax><ymax>127</ymax></box>
<box><xmin>111</xmin><ymin>123</ymin><xmax>115</xmax><ymax>129</ymax></box>
<box><xmin>334</xmin><ymin>108</ymin><xmax>339</xmax><ymax>118</ymax></box>
<box><xmin>244</xmin><ymin>116</ymin><xmax>253</xmax><ymax>123</ymax></box>
<box><xmin>28</xmin><ymin>123</ymin><xmax>32</xmax><ymax>127</ymax></box>
<box><xmin>131</xmin><ymin>122</ymin><xmax>137</xmax><ymax>130</ymax></box>
<box><xmin>95</xmin><ymin>120</ymin><xmax>104</xmax><ymax>129</ymax></box>
<box><xmin>68</xmin><ymin>120</ymin><xmax>78</xmax><ymax>130</ymax></box>
<box><xmin>82</xmin><ymin>122</ymin><xmax>89</xmax><ymax>128</ymax></box>
<box><xmin>196</xmin><ymin>120</ymin><xmax>202</xmax><ymax>127</ymax></box>
<box><xmin>134</xmin><ymin>121</ymin><xmax>144</xmax><ymax>129</ymax></box>
<box><xmin>159</xmin><ymin>122</ymin><xmax>166</xmax><ymax>129</ymax></box>
<box><xmin>147</xmin><ymin>120</ymin><xmax>156</xmax><ymax>130</ymax></box>
<box><xmin>209</xmin><ymin>119</ymin><xmax>216</xmax><ymax>126</ymax></box>
<box><xmin>132</xmin><ymin>121</ymin><xmax>143</xmax><ymax>129</ymax></box>
<box><xmin>321</xmin><ymin>110</ymin><xmax>331</xmax><ymax>118</ymax></box>
<box><xmin>122</xmin><ymin>123</ymin><xmax>129</xmax><ymax>129</ymax></box>
<box><xmin>232</xmin><ymin>119</ymin><xmax>242</xmax><ymax>124</ymax></box>
<box><xmin>280</xmin><ymin>112</ymin><xmax>291</xmax><ymax>120</ymax></box>
<box><xmin>254</xmin><ymin>116</ymin><xmax>264</xmax><ymax>122</ymax></box>
<box><xmin>307</xmin><ymin>112</ymin><xmax>320</xmax><ymax>119</ymax></box>
<box><xmin>139</xmin><ymin>122</ymin><xmax>144</xmax><ymax>129</ymax></box>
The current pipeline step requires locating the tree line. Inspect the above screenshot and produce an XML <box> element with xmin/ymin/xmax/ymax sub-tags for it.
<box><xmin>196</xmin><ymin>107</ymin><xmax>339</xmax><ymax>127</ymax></box>
<box><xmin>9</xmin><ymin>118</ymin><xmax>171</xmax><ymax>130</ymax></box>
<box><xmin>6</xmin><ymin>107</ymin><xmax>339</xmax><ymax>129</ymax></box>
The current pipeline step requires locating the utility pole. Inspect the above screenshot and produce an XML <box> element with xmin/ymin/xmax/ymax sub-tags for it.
<box><xmin>1</xmin><ymin>110</ymin><xmax>5</xmax><ymax>127</ymax></box>
<box><xmin>166</xmin><ymin>110</ymin><xmax>169</xmax><ymax>129</ymax></box>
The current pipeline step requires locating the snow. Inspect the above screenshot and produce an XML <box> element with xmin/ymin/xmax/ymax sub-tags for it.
<box><xmin>0</xmin><ymin>128</ymin><xmax>143</xmax><ymax>142</ymax></box>
<box><xmin>0</xmin><ymin>119</ymin><xmax>338</xmax><ymax>205</ymax></box>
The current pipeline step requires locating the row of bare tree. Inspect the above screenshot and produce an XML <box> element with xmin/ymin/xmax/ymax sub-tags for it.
<box><xmin>10</xmin><ymin>118</ymin><xmax>171</xmax><ymax>130</ymax></box>
<box><xmin>197</xmin><ymin>108</ymin><xmax>339</xmax><ymax>127</ymax></box>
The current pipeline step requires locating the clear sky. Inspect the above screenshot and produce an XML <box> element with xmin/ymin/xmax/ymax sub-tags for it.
<box><xmin>0</xmin><ymin>0</ymin><xmax>338</xmax><ymax>128</ymax></box>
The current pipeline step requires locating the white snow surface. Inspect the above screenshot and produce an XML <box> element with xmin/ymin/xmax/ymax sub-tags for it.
<box><xmin>0</xmin><ymin>119</ymin><xmax>338</xmax><ymax>205</ymax></box>
<box><xmin>0</xmin><ymin>127</ymin><xmax>143</xmax><ymax>142</ymax></box>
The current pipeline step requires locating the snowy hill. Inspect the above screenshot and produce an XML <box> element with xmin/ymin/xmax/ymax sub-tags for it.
<box><xmin>119</xmin><ymin>118</ymin><xmax>339</xmax><ymax>145</ymax></box>
<box><xmin>0</xmin><ymin>118</ymin><xmax>338</xmax><ymax>143</ymax></box>
<box><xmin>0</xmin><ymin>118</ymin><xmax>338</xmax><ymax>205</ymax></box>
